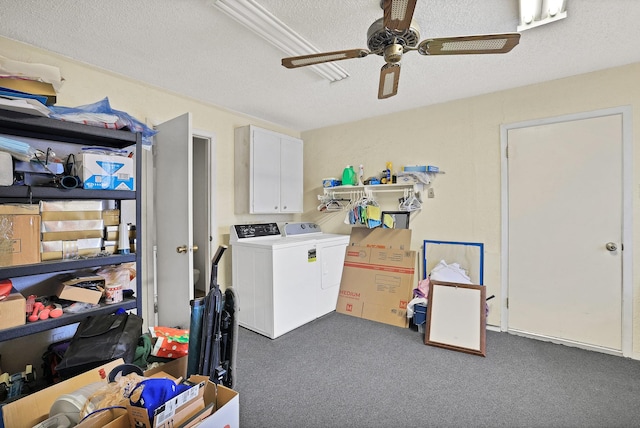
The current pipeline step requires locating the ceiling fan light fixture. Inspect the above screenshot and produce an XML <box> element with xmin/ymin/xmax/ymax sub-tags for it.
<box><xmin>213</xmin><ymin>0</ymin><xmax>350</xmax><ymax>82</ymax></box>
<box><xmin>517</xmin><ymin>0</ymin><xmax>567</xmax><ymax>31</ymax></box>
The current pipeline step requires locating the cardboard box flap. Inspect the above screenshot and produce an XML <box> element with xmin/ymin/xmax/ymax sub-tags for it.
<box><xmin>348</xmin><ymin>228</ymin><xmax>412</xmax><ymax>249</ymax></box>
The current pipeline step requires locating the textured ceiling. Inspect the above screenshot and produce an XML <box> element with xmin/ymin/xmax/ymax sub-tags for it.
<box><xmin>1</xmin><ymin>0</ymin><xmax>639</xmax><ymax>131</ymax></box>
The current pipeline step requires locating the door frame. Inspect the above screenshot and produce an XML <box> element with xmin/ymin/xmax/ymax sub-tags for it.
<box><xmin>141</xmin><ymin>121</ymin><xmax>216</xmax><ymax>328</ymax></box>
<box><xmin>499</xmin><ymin>106</ymin><xmax>633</xmax><ymax>357</ymax></box>
<box><xmin>192</xmin><ymin>128</ymin><xmax>217</xmax><ymax>293</ymax></box>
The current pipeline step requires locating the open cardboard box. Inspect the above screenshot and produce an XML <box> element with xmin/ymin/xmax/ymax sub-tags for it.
<box><xmin>336</xmin><ymin>228</ymin><xmax>416</xmax><ymax>328</ymax></box>
<box><xmin>1</xmin><ymin>356</ymin><xmax>239</xmax><ymax>428</ymax></box>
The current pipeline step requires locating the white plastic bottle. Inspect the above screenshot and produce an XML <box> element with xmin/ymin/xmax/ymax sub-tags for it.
<box><xmin>358</xmin><ymin>164</ymin><xmax>364</xmax><ymax>185</ymax></box>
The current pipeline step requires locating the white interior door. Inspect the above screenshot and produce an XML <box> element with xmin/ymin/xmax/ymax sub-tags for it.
<box><xmin>154</xmin><ymin>113</ymin><xmax>194</xmax><ymax>329</ymax></box>
<box><xmin>505</xmin><ymin>112</ymin><xmax>627</xmax><ymax>353</ymax></box>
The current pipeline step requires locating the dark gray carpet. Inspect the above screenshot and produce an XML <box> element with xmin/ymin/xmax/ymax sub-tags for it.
<box><xmin>235</xmin><ymin>311</ymin><xmax>640</xmax><ymax>428</ymax></box>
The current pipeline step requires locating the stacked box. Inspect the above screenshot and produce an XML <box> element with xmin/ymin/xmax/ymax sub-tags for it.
<box><xmin>78</xmin><ymin>153</ymin><xmax>134</xmax><ymax>190</ymax></box>
<box><xmin>104</xmin><ymin>224</ymin><xmax>135</xmax><ymax>254</ymax></box>
<box><xmin>0</xmin><ymin>288</ymin><xmax>26</xmax><ymax>329</ymax></box>
<box><xmin>0</xmin><ymin>204</ymin><xmax>40</xmax><ymax>267</ymax></box>
<box><xmin>39</xmin><ymin>200</ymin><xmax>108</xmax><ymax>261</ymax></box>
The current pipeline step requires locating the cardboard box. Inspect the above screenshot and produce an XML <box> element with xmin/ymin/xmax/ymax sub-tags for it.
<box><xmin>41</xmin><ymin>238</ymin><xmax>103</xmax><ymax>261</ymax></box>
<box><xmin>40</xmin><ymin>200</ymin><xmax>109</xmax><ymax>211</ymax></box>
<box><xmin>102</xmin><ymin>209</ymin><xmax>120</xmax><ymax>226</ymax></box>
<box><xmin>40</xmin><ymin>210</ymin><xmax>103</xmax><ymax>221</ymax></box>
<box><xmin>83</xmin><ymin>357</ymin><xmax>238</xmax><ymax>428</ymax></box>
<box><xmin>56</xmin><ymin>274</ymin><xmax>105</xmax><ymax>304</ymax></box>
<box><xmin>0</xmin><ymin>204</ymin><xmax>39</xmax><ymax>215</ymax></box>
<box><xmin>0</xmin><ymin>77</ymin><xmax>57</xmax><ymax>105</ymax></box>
<box><xmin>42</xmin><ymin>219</ymin><xmax>104</xmax><ymax>232</ymax></box>
<box><xmin>0</xmin><ymin>289</ymin><xmax>26</xmax><ymax>329</ymax></box>
<box><xmin>1</xmin><ymin>359</ymin><xmax>121</xmax><ymax>428</ymax></box>
<box><xmin>337</xmin><ymin>228</ymin><xmax>416</xmax><ymax>328</ymax></box>
<box><xmin>0</xmin><ymin>212</ymin><xmax>40</xmax><ymax>267</ymax></box>
<box><xmin>2</xmin><ymin>356</ymin><xmax>239</xmax><ymax>428</ymax></box>
<box><xmin>79</xmin><ymin>153</ymin><xmax>134</xmax><ymax>190</ymax></box>
<box><xmin>41</xmin><ymin>229</ymin><xmax>104</xmax><ymax>241</ymax></box>
<box><xmin>347</xmin><ymin>227</ymin><xmax>412</xmax><ymax>250</ymax></box>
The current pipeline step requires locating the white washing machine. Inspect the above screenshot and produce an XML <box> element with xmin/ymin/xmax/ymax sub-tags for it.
<box><xmin>230</xmin><ymin>222</ymin><xmax>349</xmax><ymax>339</ymax></box>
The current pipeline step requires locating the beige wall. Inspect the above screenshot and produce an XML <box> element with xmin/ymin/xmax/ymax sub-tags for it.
<box><xmin>301</xmin><ymin>63</ymin><xmax>640</xmax><ymax>357</ymax></box>
<box><xmin>2</xmin><ymin>36</ymin><xmax>639</xmax><ymax>359</ymax></box>
<box><xmin>0</xmin><ymin>37</ymin><xmax>301</xmax><ymax>310</ymax></box>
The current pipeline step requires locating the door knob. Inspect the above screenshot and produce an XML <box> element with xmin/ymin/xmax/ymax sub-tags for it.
<box><xmin>605</xmin><ymin>242</ymin><xmax>617</xmax><ymax>252</ymax></box>
<box><xmin>176</xmin><ymin>245</ymin><xmax>199</xmax><ymax>254</ymax></box>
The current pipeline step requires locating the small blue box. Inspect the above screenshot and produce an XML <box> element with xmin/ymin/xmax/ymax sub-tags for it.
<box><xmin>322</xmin><ymin>178</ymin><xmax>340</xmax><ymax>188</ymax></box>
<box><xmin>403</xmin><ymin>165</ymin><xmax>426</xmax><ymax>172</ymax></box>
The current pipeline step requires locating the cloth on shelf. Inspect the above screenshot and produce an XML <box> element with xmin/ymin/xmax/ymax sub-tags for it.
<box><xmin>396</xmin><ymin>171</ymin><xmax>432</xmax><ymax>185</ymax></box>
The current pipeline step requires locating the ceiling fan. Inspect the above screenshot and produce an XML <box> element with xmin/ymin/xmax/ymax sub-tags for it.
<box><xmin>281</xmin><ymin>0</ymin><xmax>521</xmax><ymax>99</ymax></box>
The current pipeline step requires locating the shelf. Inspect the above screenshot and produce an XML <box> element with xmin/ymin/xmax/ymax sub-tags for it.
<box><xmin>0</xmin><ymin>110</ymin><xmax>137</xmax><ymax>148</ymax></box>
<box><xmin>322</xmin><ymin>182</ymin><xmax>423</xmax><ymax>195</ymax></box>
<box><xmin>0</xmin><ymin>297</ymin><xmax>138</xmax><ymax>341</ymax></box>
<box><xmin>0</xmin><ymin>185</ymin><xmax>135</xmax><ymax>203</ymax></box>
<box><xmin>0</xmin><ymin>254</ymin><xmax>137</xmax><ymax>279</ymax></box>
<box><xmin>319</xmin><ymin>181</ymin><xmax>428</xmax><ymax>213</ymax></box>
<box><xmin>0</xmin><ymin>110</ymin><xmax>144</xmax><ymax>344</ymax></box>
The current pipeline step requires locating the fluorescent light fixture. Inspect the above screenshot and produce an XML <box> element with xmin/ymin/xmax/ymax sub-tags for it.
<box><xmin>213</xmin><ymin>0</ymin><xmax>350</xmax><ymax>82</ymax></box>
<box><xmin>518</xmin><ymin>0</ymin><xmax>567</xmax><ymax>31</ymax></box>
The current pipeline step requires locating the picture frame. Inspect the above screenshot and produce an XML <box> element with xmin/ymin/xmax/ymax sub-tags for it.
<box><xmin>424</xmin><ymin>280</ymin><xmax>486</xmax><ymax>356</ymax></box>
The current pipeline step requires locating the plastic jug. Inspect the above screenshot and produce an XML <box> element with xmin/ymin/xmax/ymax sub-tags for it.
<box><xmin>342</xmin><ymin>165</ymin><xmax>356</xmax><ymax>186</ymax></box>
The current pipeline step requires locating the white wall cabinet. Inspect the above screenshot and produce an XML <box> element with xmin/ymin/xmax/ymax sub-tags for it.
<box><xmin>235</xmin><ymin>125</ymin><xmax>303</xmax><ymax>214</ymax></box>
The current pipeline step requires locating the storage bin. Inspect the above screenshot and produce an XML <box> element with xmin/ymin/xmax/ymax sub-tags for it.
<box><xmin>413</xmin><ymin>303</ymin><xmax>427</xmax><ymax>333</ymax></box>
<box><xmin>413</xmin><ymin>303</ymin><xmax>427</xmax><ymax>324</ymax></box>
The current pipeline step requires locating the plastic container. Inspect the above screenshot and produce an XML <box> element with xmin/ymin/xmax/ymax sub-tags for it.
<box><xmin>105</xmin><ymin>282</ymin><xmax>123</xmax><ymax>304</ymax></box>
<box><xmin>49</xmin><ymin>381</ymin><xmax>105</xmax><ymax>424</ymax></box>
<box><xmin>413</xmin><ymin>303</ymin><xmax>427</xmax><ymax>326</ymax></box>
<box><xmin>342</xmin><ymin>165</ymin><xmax>356</xmax><ymax>186</ymax></box>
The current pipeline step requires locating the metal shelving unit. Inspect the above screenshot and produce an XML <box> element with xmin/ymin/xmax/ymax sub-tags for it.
<box><xmin>0</xmin><ymin>110</ymin><xmax>143</xmax><ymax>342</ymax></box>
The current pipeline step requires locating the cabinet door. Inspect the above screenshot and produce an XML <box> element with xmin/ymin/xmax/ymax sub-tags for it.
<box><xmin>279</xmin><ymin>136</ymin><xmax>303</xmax><ymax>213</ymax></box>
<box><xmin>251</xmin><ymin>129</ymin><xmax>281</xmax><ymax>213</ymax></box>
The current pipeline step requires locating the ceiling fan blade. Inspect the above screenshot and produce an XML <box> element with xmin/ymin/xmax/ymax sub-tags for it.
<box><xmin>383</xmin><ymin>0</ymin><xmax>418</xmax><ymax>32</ymax></box>
<box><xmin>418</xmin><ymin>33</ymin><xmax>521</xmax><ymax>55</ymax></box>
<box><xmin>378</xmin><ymin>63</ymin><xmax>400</xmax><ymax>99</ymax></box>
<box><xmin>282</xmin><ymin>49</ymin><xmax>369</xmax><ymax>68</ymax></box>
